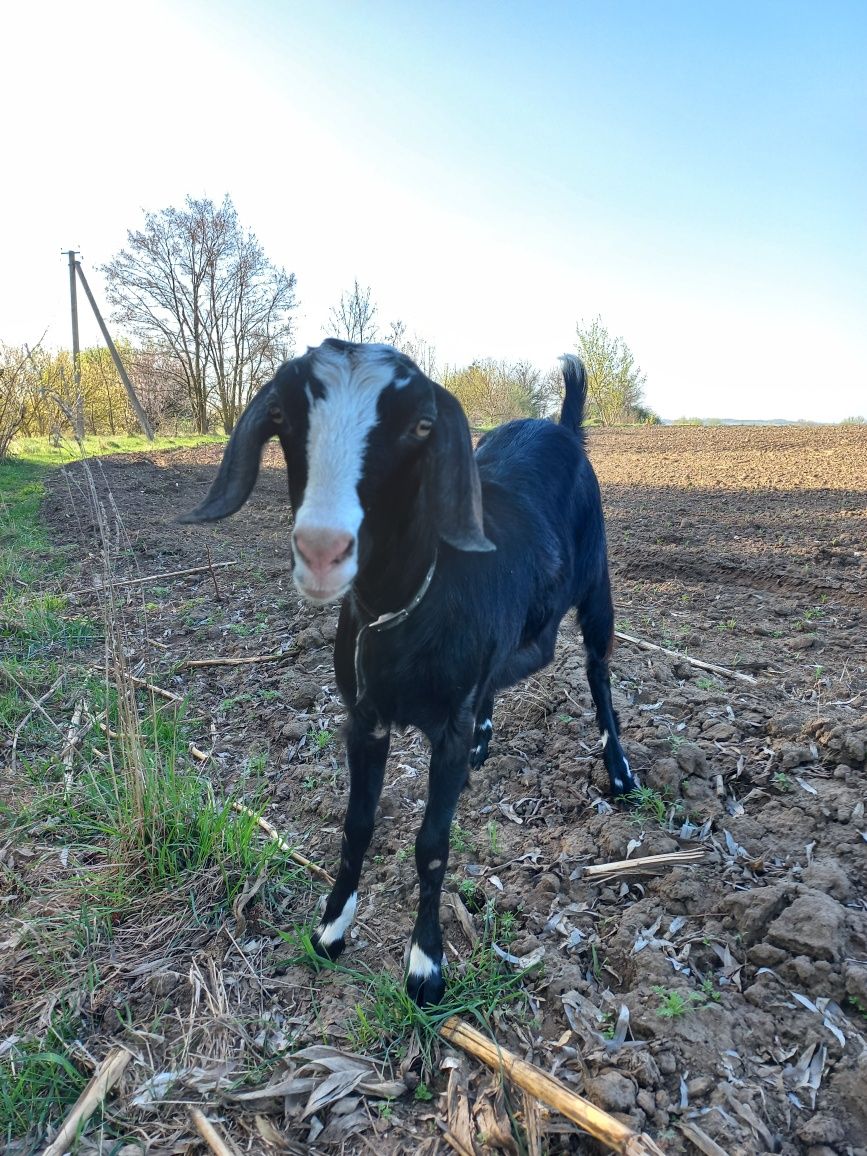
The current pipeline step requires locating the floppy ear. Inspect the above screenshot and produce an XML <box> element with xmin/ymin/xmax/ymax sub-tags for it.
<box><xmin>428</xmin><ymin>384</ymin><xmax>495</xmax><ymax>552</ymax></box>
<box><xmin>176</xmin><ymin>378</ymin><xmax>287</xmax><ymax>523</ymax></box>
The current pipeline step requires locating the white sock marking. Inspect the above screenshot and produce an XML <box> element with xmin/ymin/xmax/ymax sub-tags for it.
<box><xmin>407</xmin><ymin>943</ymin><xmax>439</xmax><ymax>981</ymax></box>
<box><xmin>316</xmin><ymin>891</ymin><xmax>357</xmax><ymax>947</ymax></box>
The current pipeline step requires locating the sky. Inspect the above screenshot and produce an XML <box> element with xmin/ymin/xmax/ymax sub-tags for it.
<box><xmin>2</xmin><ymin>0</ymin><xmax>865</xmax><ymax>421</ymax></box>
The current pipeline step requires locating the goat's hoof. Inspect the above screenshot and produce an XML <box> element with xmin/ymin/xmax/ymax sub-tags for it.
<box><xmin>610</xmin><ymin>766</ymin><xmax>640</xmax><ymax>801</ymax></box>
<box><xmin>405</xmin><ymin>945</ymin><xmax>445</xmax><ymax>1007</ymax></box>
<box><xmin>310</xmin><ymin>928</ymin><xmax>346</xmax><ymax>962</ymax></box>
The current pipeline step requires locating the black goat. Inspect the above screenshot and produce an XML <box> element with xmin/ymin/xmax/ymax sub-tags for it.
<box><xmin>180</xmin><ymin>339</ymin><xmax>636</xmax><ymax>1005</ymax></box>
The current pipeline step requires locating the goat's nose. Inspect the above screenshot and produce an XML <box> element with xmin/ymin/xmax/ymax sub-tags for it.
<box><xmin>293</xmin><ymin>527</ymin><xmax>355</xmax><ymax>574</ymax></box>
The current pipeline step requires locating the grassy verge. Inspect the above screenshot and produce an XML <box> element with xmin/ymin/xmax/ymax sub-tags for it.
<box><xmin>0</xmin><ymin>434</ymin><xmax>313</xmax><ymax>1152</ymax></box>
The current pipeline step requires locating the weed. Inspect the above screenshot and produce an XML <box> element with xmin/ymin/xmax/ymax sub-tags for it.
<box><xmin>627</xmin><ymin>785</ymin><xmax>681</xmax><ymax>827</ymax></box>
<box><xmin>699</xmin><ymin>977</ymin><xmax>721</xmax><ymax>1003</ymax></box>
<box><xmin>486</xmin><ymin>820</ymin><xmax>501</xmax><ymax>857</ymax></box>
<box><xmin>653</xmin><ymin>987</ymin><xmax>700</xmax><ymax>1018</ymax></box>
<box><xmin>311</xmin><ymin>727</ymin><xmax>334</xmax><ymax>751</ymax></box>
<box><xmin>450</xmin><ymin>822</ymin><xmax>474</xmax><ymax>854</ymax></box>
<box><xmin>772</xmin><ymin>771</ymin><xmax>793</xmax><ymax>792</ymax></box>
<box><xmin>414</xmin><ymin>1081</ymin><xmax>434</xmax><ymax>1102</ymax></box>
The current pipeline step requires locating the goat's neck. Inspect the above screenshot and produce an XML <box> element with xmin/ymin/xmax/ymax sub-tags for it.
<box><xmin>352</xmin><ymin>525</ymin><xmax>438</xmax><ymax>623</ymax></box>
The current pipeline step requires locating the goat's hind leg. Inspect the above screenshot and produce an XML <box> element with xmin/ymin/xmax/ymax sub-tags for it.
<box><xmin>312</xmin><ymin>714</ymin><xmax>389</xmax><ymax>960</ymax></box>
<box><xmin>578</xmin><ymin>581</ymin><xmax>637</xmax><ymax>799</ymax></box>
<box><xmin>469</xmin><ymin>688</ymin><xmax>494</xmax><ymax>769</ymax></box>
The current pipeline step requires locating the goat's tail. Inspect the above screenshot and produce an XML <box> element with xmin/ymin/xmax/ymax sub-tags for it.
<box><xmin>558</xmin><ymin>354</ymin><xmax>588</xmax><ymax>434</ymax></box>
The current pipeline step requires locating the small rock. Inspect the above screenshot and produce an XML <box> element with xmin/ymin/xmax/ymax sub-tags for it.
<box><xmin>636</xmin><ymin>1089</ymin><xmax>655</xmax><ymax>1116</ymax></box>
<box><xmin>281</xmin><ymin>718</ymin><xmax>309</xmax><ymax>740</ymax></box>
<box><xmin>803</xmin><ymin>860</ymin><xmax>852</xmax><ymax>901</ymax></box>
<box><xmin>779</xmin><ymin>743</ymin><xmax>813</xmax><ymax>769</ymax></box>
<box><xmin>789</xmin><ymin>633</ymin><xmax>817</xmax><ymax>650</ymax></box>
<box><xmin>766</xmin><ymin>891</ymin><xmax>847</xmax><ymax>962</ymax></box>
<box><xmin>655</xmin><ymin>1052</ymin><xmax>677</xmax><ymax>1076</ymax></box>
<box><xmin>646</xmin><ymin>757</ymin><xmax>681</xmax><ymax>795</ymax></box>
<box><xmin>534</xmin><ymin>872</ymin><xmax>560</xmax><ymax>895</ymax></box>
<box><xmin>585</xmin><ymin>1070</ymin><xmax>636</xmax><ymax>1114</ymax></box>
<box><xmin>844</xmin><ymin>962</ymin><xmax>867</xmax><ymax>1007</ymax></box>
<box><xmin>747</xmin><ymin>942</ymin><xmax>788</xmax><ymax>968</ymax></box>
<box><xmin>721</xmin><ymin>883</ymin><xmax>791</xmax><ymax>946</ymax></box>
<box><xmin>703</xmin><ymin>721</ymin><xmax>736</xmax><ymax>742</ymax></box>
<box><xmin>797</xmin><ymin>1113</ymin><xmax>846</xmax><ymax>1145</ymax></box>
<box><xmin>676</xmin><ymin>743</ymin><xmax>709</xmax><ymax>777</ymax></box>
<box><xmin>146</xmin><ymin>970</ymin><xmax>180</xmax><ymax>995</ymax></box>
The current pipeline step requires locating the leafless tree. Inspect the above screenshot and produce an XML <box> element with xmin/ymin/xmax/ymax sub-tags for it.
<box><xmin>103</xmin><ymin>195</ymin><xmax>296</xmax><ymax>433</ymax></box>
<box><xmin>384</xmin><ymin>320</ymin><xmax>439</xmax><ymax>379</ymax></box>
<box><xmin>327</xmin><ymin>279</ymin><xmax>379</xmax><ymax>343</ymax></box>
<box><xmin>0</xmin><ymin>342</ymin><xmax>34</xmax><ymax>459</ymax></box>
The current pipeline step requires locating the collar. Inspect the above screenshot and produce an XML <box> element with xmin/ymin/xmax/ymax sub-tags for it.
<box><xmin>353</xmin><ymin>554</ymin><xmax>437</xmax><ymax>706</ymax></box>
<box><xmin>353</xmin><ymin>554</ymin><xmax>438</xmax><ymax>633</ymax></box>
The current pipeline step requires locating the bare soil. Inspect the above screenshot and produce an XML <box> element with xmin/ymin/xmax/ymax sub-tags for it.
<box><xmin>33</xmin><ymin>424</ymin><xmax>867</xmax><ymax>1153</ymax></box>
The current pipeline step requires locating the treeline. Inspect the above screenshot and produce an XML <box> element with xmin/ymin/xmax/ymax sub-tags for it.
<box><xmin>1</xmin><ymin>195</ymin><xmax>656</xmax><ymax>458</ymax></box>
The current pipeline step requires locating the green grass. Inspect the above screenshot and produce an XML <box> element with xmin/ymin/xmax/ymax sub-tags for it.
<box><xmin>283</xmin><ymin>902</ymin><xmax>537</xmax><ymax>1071</ymax></box>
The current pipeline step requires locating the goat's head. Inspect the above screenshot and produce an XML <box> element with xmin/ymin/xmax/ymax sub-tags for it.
<box><xmin>178</xmin><ymin>339</ymin><xmax>494</xmax><ymax>604</ymax></box>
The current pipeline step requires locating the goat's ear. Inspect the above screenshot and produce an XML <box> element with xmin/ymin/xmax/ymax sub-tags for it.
<box><xmin>428</xmin><ymin>384</ymin><xmax>495</xmax><ymax>552</ymax></box>
<box><xmin>176</xmin><ymin>380</ymin><xmax>286</xmax><ymax>523</ymax></box>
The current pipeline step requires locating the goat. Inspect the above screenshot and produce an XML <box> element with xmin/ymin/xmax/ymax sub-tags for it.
<box><xmin>179</xmin><ymin>338</ymin><xmax>636</xmax><ymax>1005</ymax></box>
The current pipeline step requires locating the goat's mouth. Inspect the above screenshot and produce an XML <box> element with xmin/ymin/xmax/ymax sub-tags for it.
<box><xmin>293</xmin><ymin>574</ymin><xmax>353</xmax><ymax>605</ymax></box>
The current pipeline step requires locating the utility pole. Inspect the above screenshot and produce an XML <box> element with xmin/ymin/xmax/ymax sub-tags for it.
<box><xmin>73</xmin><ymin>261</ymin><xmax>155</xmax><ymax>440</ymax></box>
<box><xmin>63</xmin><ymin>251</ymin><xmax>155</xmax><ymax>441</ymax></box>
<box><xmin>65</xmin><ymin>249</ymin><xmax>84</xmax><ymax>440</ymax></box>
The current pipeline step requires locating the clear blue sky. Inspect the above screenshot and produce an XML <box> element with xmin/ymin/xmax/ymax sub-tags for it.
<box><xmin>3</xmin><ymin>0</ymin><xmax>865</xmax><ymax>419</ymax></box>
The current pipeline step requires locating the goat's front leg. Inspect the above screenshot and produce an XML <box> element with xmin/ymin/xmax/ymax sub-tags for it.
<box><xmin>311</xmin><ymin>715</ymin><xmax>389</xmax><ymax>960</ymax></box>
<box><xmin>406</xmin><ymin>719</ymin><xmax>473</xmax><ymax>1006</ymax></box>
<box><xmin>469</xmin><ymin>688</ymin><xmax>494</xmax><ymax>768</ymax></box>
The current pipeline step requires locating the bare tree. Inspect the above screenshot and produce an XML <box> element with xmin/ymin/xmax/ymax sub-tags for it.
<box><xmin>384</xmin><ymin>320</ymin><xmax>439</xmax><ymax>379</ymax></box>
<box><xmin>103</xmin><ymin>195</ymin><xmax>296</xmax><ymax>433</ymax></box>
<box><xmin>0</xmin><ymin>343</ymin><xmax>35</xmax><ymax>459</ymax></box>
<box><xmin>328</xmin><ymin>280</ymin><xmax>378</xmax><ymax>343</ymax></box>
<box><xmin>576</xmin><ymin>317</ymin><xmax>651</xmax><ymax>425</ymax></box>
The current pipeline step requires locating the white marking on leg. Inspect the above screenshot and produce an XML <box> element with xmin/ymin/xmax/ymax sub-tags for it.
<box><xmin>480</xmin><ymin>718</ymin><xmax>492</xmax><ymax>735</ymax></box>
<box><xmin>316</xmin><ymin>891</ymin><xmax>357</xmax><ymax>947</ymax></box>
<box><xmin>601</xmin><ymin>729</ymin><xmax>609</xmax><ymax>749</ymax></box>
<box><xmin>427</xmin><ymin>858</ymin><xmax>442</xmax><ymax>871</ymax></box>
<box><xmin>407</xmin><ymin>943</ymin><xmax>439</xmax><ymax>981</ymax></box>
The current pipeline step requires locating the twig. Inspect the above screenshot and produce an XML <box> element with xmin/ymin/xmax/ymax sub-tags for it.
<box><xmin>61</xmin><ymin>699</ymin><xmax>86</xmax><ymax>797</ymax></box>
<box><xmin>128</xmin><ymin>674</ymin><xmax>183</xmax><ymax>702</ymax></box>
<box><xmin>42</xmin><ymin>1046</ymin><xmax>132</xmax><ymax>1156</ymax></box>
<box><xmin>190</xmin><ymin>743</ymin><xmax>211</xmax><ymax>762</ymax></box>
<box><xmin>11</xmin><ymin>676</ymin><xmax>63</xmax><ymax>771</ymax></box>
<box><xmin>232</xmin><ymin>803</ymin><xmax>335</xmax><ymax>885</ymax></box>
<box><xmin>614</xmin><ymin>630</ymin><xmax>757</xmax><ymax>685</ymax></box>
<box><xmin>676</xmin><ymin>1121</ymin><xmax>730</xmax><ymax>1156</ymax></box>
<box><xmin>183</xmin><ymin>651</ymin><xmax>290</xmax><ymax>669</ymax></box>
<box><xmin>579</xmin><ymin>848</ymin><xmax>707</xmax><ymax>882</ymax></box>
<box><xmin>438</xmin><ymin>1017</ymin><xmax>666</xmax><ymax>1155</ymax></box>
<box><xmin>190</xmin><ymin>1107</ymin><xmax>241</xmax><ymax>1156</ymax></box>
<box><xmin>65</xmin><ymin>560</ymin><xmax>238</xmax><ymax>597</ymax></box>
<box><xmin>206</xmin><ymin>545</ymin><xmax>223</xmax><ymax>602</ymax></box>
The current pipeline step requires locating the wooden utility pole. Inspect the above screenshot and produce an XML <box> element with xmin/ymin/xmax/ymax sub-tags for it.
<box><xmin>65</xmin><ymin>249</ymin><xmax>85</xmax><ymax>440</ymax></box>
<box><xmin>64</xmin><ymin>253</ymin><xmax>155</xmax><ymax>441</ymax></box>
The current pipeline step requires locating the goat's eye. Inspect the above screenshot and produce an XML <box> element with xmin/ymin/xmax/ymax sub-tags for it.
<box><xmin>413</xmin><ymin>419</ymin><xmax>434</xmax><ymax>439</ymax></box>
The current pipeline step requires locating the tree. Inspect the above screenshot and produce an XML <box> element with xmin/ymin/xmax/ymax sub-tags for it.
<box><xmin>575</xmin><ymin>317</ymin><xmax>653</xmax><ymax>425</ymax></box>
<box><xmin>382</xmin><ymin>319</ymin><xmax>439</xmax><ymax>379</ymax></box>
<box><xmin>0</xmin><ymin>342</ymin><xmax>36</xmax><ymax>459</ymax></box>
<box><xmin>442</xmin><ymin>358</ymin><xmax>552</xmax><ymax>427</ymax></box>
<box><xmin>103</xmin><ymin>195</ymin><xmax>296</xmax><ymax>433</ymax></box>
<box><xmin>327</xmin><ymin>280</ymin><xmax>378</xmax><ymax>343</ymax></box>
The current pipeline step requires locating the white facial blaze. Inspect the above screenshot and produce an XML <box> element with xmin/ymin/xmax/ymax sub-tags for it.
<box><xmin>293</xmin><ymin>343</ymin><xmax>408</xmax><ymax>600</ymax></box>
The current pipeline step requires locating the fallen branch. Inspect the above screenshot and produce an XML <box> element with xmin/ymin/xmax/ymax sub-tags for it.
<box><xmin>580</xmin><ymin>848</ymin><xmax>707</xmax><ymax>882</ymax></box>
<box><xmin>42</xmin><ymin>1046</ymin><xmax>132</xmax><ymax>1156</ymax></box>
<box><xmin>66</xmin><ymin>560</ymin><xmax>238</xmax><ymax>597</ymax></box>
<box><xmin>183</xmin><ymin>652</ymin><xmax>289</xmax><ymax>669</ymax></box>
<box><xmin>205</xmin><ymin>545</ymin><xmax>223</xmax><ymax>602</ymax></box>
<box><xmin>11</xmin><ymin>675</ymin><xmax>63</xmax><ymax>771</ymax></box>
<box><xmin>190</xmin><ymin>1107</ymin><xmax>241</xmax><ymax>1156</ymax></box>
<box><xmin>232</xmin><ymin>803</ymin><xmax>335</xmax><ymax>886</ymax></box>
<box><xmin>439</xmin><ymin>1017</ymin><xmax>665</xmax><ymax>1155</ymax></box>
<box><xmin>614</xmin><ymin>631</ymin><xmax>757</xmax><ymax>685</ymax></box>
<box><xmin>128</xmin><ymin>674</ymin><xmax>183</xmax><ymax>702</ymax></box>
<box><xmin>61</xmin><ymin>699</ymin><xmax>86</xmax><ymax>797</ymax></box>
